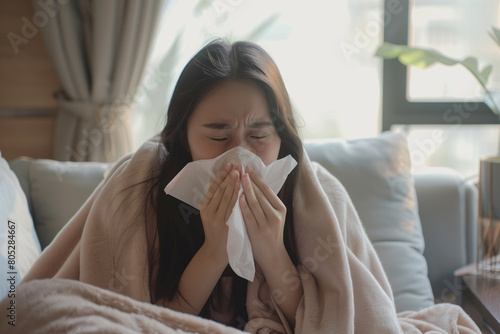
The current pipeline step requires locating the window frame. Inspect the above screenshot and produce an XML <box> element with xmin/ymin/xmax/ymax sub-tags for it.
<box><xmin>381</xmin><ymin>0</ymin><xmax>499</xmax><ymax>131</ymax></box>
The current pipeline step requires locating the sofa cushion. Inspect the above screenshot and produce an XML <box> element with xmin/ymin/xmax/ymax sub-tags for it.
<box><xmin>304</xmin><ymin>131</ymin><xmax>434</xmax><ymax>312</ymax></box>
<box><xmin>29</xmin><ymin>160</ymin><xmax>111</xmax><ymax>249</ymax></box>
<box><xmin>0</xmin><ymin>151</ymin><xmax>41</xmax><ymax>299</ymax></box>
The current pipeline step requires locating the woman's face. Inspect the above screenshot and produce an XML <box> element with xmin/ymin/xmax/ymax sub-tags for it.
<box><xmin>187</xmin><ymin>80</ymin><xmax>281</xmax><ymax>165</ymax></box>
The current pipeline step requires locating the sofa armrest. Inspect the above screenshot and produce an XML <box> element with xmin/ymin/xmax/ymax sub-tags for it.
<box><xmin>8</xmin><ymin>157</ymin><xmax>34</xmax><ymax>215</ymax></box>
<box><xmin>413</xmin><ymin>168</ymin><xmax>477</xmax><ymax>298</ymax></box>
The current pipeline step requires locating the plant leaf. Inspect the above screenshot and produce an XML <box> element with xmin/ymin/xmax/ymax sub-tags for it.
<box><xmin>375</xmin><ymin>42</ymin><xmax>408</xmax><ymax>59</ymax></box>
<box><xmin>376</xmin><ymin>43</ymin><xmax>459</xmax><ymax>68</ymax></box>
<box><xmin>461</xmin><ymin>57</ymin><xmax>494</xmax><ymax>87</ymax></box>
<box><xmin>376</xmin><ymin>43</ymin><xmax>493</xmax><ymax>86</ymax></box>
<box><xmin>484</xmin><ymin>90</ymin><xmax>500</xmax><ymax>115</ymax></box>
<box><xmin>376</xmin><ymin>42</ymin><xmax>498</xmax><ymax>118</ymax></box>
<box><xmin>478</xmin><ymin>64</ymin><xmax>493</xmax><ymax>87</ymax></box>
<box><xmin>399</xmin><ymin>48</ymin><xmax>458</xmax><ymax>67</ymax></box>
<box><xmin>489</xmin><ymin>27</ymin><xmax>500</xmax><ymax>48</ymax></box>
<box><xmin>461</xmin><ymin>57</ymin><xmax>479</xmax><ymax>73</ymax></box>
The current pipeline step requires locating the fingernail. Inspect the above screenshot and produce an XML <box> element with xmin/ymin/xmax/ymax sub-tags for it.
<box><xmin>231</xmin><ymin>170</ymin><xmax>238</xmax><ymax>180</ymax></box>
<box><xmin>225</xmin><ymin>162</ymin><xmax>232</xmax><ymax>171</ymax></box>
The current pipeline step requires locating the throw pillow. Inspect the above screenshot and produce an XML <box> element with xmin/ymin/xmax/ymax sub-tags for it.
<box><xmin>28</xmin><ymin>160</ymin><xmax>111</xmax><ymax>249</ymax></box>
<box><xmin>0</xmin><ymin>151</ymin><xmax>41</xmax><ymax>299</ymax></box>
<box><xmin>304</xmin><ymin>131</ymin><xmax>434</xmax><ymax>312</ymax></box>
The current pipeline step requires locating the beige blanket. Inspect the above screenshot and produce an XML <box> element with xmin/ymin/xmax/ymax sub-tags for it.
<box><xmin>3</xmin><ymin>137</ymin><xmax>480</xmax><ymax>333</ymax></box>
<box><xmin>0</xmin><ymin>278</ymin><xmax>479</xmax><ymax>334</ymax></box>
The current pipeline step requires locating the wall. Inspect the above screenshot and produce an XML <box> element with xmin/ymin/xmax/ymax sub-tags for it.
<box><xmin>0</xmin><ymin>0</ymin><xmax>61</xmax><ymax>160</ymax></box>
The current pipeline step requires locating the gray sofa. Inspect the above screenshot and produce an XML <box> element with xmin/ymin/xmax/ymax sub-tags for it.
<box><xmin>414</xmin><ymin>169</ymin><xmax>477</xmax><ymax>298</ymax></box>
<box><xmin>4</xmin><ymin>132</ymin><xmax>478</xmax><ymax>313</ymax></box>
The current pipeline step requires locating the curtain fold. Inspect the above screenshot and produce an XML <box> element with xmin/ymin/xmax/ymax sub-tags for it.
<box><xmin>33</xmin><ymin>0</ymin><xmax>164</xmax><ymax>162</ymax></box>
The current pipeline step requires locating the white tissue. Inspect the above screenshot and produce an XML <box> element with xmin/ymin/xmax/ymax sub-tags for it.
<box><xmin>164</xmin><ymin>146</ymin><xmax>297</xmax><ymax>281</ymax></box>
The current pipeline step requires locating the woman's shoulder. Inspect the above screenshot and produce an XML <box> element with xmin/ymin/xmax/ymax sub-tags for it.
<box><xmin>104</xmin><ymin>135</ymin><xmax>164</xmax><ymax>188</ymax></box>
<box><xmin>308</xmin><ymin>161</ymin><xmax>349</xmax><ymax>199</ymax></box>
<box><xmin>88</xmin><ymin>135</ymin><xmax>164</xmax><ymax>231</ymax></box>
<box><xmin>88</xmin><ymin>135</ymin><xmax>164</xmax><ymax>216</ymax></box>
<box><xmin>304</xmin><ymin>160</ymin><xmax>356</xmax><ymax>225</ymax></box>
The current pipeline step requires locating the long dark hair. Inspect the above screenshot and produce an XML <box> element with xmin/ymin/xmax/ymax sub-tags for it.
<box><xmin>148</xmin><ymin>39</ymin><xmax>303</xmax><ymax>329</ymax></box>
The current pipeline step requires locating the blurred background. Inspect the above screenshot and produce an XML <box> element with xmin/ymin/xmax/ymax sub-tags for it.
<box><xmin>1</xmin><ymin>0</ymin><xmax>499</xmax><ymax>179</ymax></box>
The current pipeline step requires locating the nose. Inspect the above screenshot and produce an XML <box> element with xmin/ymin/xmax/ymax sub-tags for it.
<box><xmin>228</xmin><ymin>136</ymin><xmax>253</xmax><ymax>153</ymax></box>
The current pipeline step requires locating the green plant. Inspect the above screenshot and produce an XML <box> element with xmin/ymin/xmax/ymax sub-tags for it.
<box><xmin>375</xmin><ymin>27</ymin><xmax>500</xmax><ymax>121</ymax></box>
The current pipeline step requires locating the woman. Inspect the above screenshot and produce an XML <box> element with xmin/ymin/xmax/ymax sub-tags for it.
<box><xmin>19</xmin><ymin>39</ymin><xmax>479</xmax><ymax>334</ymax></box>
<box><xmin>150</xmin><ymin>39</ymin><xmax>304</xmax><ymax>329</ymax></box>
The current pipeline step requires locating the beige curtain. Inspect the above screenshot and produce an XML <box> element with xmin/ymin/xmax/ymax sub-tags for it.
<box><xmin>32</xmin><ymin>0</ymin><xmax>164</xmax><ymax>162</ymax></box>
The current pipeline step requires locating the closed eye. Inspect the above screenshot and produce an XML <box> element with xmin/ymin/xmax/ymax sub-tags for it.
<box><xmin>251</xmin><ymin>135</ymin><xmax>268</xmax><ymax>140</ymax></box>
<box><xmin>210</xmin><ymin>137</ymin><xmax>228</xmax><ymax>141</ymax></box>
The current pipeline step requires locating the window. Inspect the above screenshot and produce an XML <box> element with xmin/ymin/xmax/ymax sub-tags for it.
<box><xmin>132</xmin><ymin>0</ymin><xmax>385</xmax><ymax>147</ymax></box>
<box><xmin>382</xmin><ymin>0</ymin><xmax>500</xmax><ymax>178</ymax></box>
<box><xmin>381</xmin><ymin>0</ymin><xmax>500</xmax><ymax>131</ymax></box>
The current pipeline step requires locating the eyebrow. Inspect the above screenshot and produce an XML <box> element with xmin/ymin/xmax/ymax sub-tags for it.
<box><xmin>202</xmin><ymin>122</ymin><xmax>232</xmax><ymax>129</ymax></box>
<box><xmin>247</xmin><ymin>121</ymin><xmax>274</xmax><ymax>129</ymax></box>
<box><xmin>202</xmin><ymin>121</ymin><xmax>274</xmax><ymax>130</ymax></box>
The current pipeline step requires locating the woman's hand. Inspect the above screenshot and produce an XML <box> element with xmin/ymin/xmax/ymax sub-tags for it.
<box><xmin>239</xmin><ymin>168</ymin><xmax>287</xmax><ymax>269</ymax></box>
<box><xmin>239</xmin><ymin>168</ymin><xmax>303</xmax><ymax>328</ymax></box>
<box><xmin>166</xmin><ymin>163</ymin><xmax>241</xmax><ymax>316</ymax></box>
<box><xmin>199</xmin><ymin>162</ymin><xmax>241</xmax><ymax>261</ymax></box>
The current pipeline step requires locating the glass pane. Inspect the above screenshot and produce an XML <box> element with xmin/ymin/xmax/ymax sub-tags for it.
<box><xmin>408</xmin><ymin>0</ymin><xmax>500</xmax><ymax>102</ymax></box>
<box><xmin>393</xmin><ymin>124</ymin><xmax>500</xmax><ymax>178</ymax></box>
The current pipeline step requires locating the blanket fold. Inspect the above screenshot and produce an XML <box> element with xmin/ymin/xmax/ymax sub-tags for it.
<box><xmin>6</xmin><ymin>137</ymin><xmax>480</xmax><ymax>333</ymax></box>
<box><xmin>1</xmin><ymin>278</ymin><xmax>241</xmax><ymax>334</ymax></box>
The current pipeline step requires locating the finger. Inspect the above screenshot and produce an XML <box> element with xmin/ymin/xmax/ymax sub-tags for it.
<box><xmin>239</xmin><ymin>193</ymin><xmax>258</xmax><ymax>231</ymax></box>
<box><xmin>224</xmin><ymin>172</ymin><xmax>241</xmax><ymax>222</ymax></box>
<box><xmin>217</xmin><ymin>170</ymin><xmax>239</xmax><ymax>218</ymax></box>
<box><xmin>247</xmin><ymin>169</ymin><xmax>283</xmax><ymax>209</ymax></box>
<box><xmin>201</xmin><ymin>163</ymin><xmax>232</xmax><ymax>208</ymax></box>
<box><xmin>233</xmin><ymin>163</ymin><xmax>242</xmax><ymax>177</ymax></box>
<box><xmin>207</xmin><ymin>172</ymin><xmax>233</xmax><ymax>213</ymax></box>
<box><xmin>248</xmin><ymin>177</ymin><xmax>277</xmax><ymax>221</ymax></box>
<box><xmin>241</xmin><ymin>173</ymin><xmax>266</xmax><ymax>225</ymax></box>
<box><xmin>223</xmin><ymin>162</ymin><xmax>233</xmax><ymax>173</ymax></box>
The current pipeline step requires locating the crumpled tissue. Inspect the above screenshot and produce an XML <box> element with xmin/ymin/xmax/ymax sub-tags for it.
<box><xmin>164</xmin><ymin>146</ymin><xmax>297</xmax><ymax>281</ymax></box>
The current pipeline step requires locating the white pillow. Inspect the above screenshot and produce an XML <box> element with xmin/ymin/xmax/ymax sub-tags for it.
<box><xmin>304</xmin><ymin>131</ymin><xmax>434</xmax><ymax>312</ymax></box>
<box><xmin>0</xmin><ymin>151</ymin><xmax>41</xmax><ymax>299</ymax></box>
<box><xmin>28</xmin><ymin>160</ymin><xmax>110</xmax><ymax>249</ymax></box>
